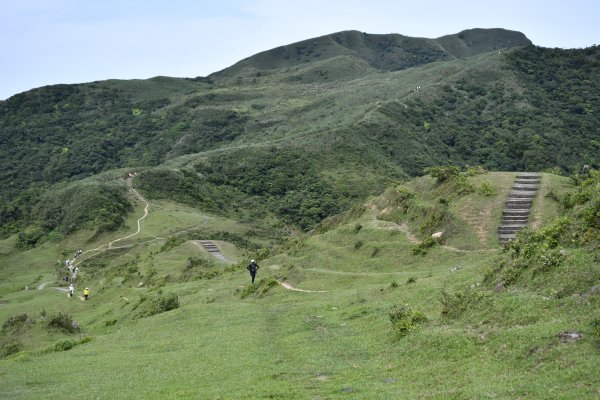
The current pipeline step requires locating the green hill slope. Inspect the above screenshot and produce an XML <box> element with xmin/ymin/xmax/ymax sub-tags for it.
<box><xmin>212</xmin><ymin>28</ymin><xmax>531</xmax><ymax>77</ymax></box>
<box><xmin>1</xmin><ymin>29</ymin><xmax>599</xmax><ymax>241</ymax></box>
<box><xmin>1</xmin><ymin>170</ymin><xmax>599</xmax><ymax>399</ymax></box>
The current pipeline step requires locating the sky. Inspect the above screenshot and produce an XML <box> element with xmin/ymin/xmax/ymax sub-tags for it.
<box><xmin>1</xmin><ymin>0</ymin><xmax>599</xmax><ymax>100</ymax></box>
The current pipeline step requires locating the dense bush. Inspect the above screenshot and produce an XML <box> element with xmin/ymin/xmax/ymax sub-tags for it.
<box><xmin>1</xmin><ymin>313</ymin><xmax>30</xmax><ymax>333</ymax></box>
<box><xmin>239</xmin><ymin>278</ymin><xmax>279</xmax><ymax>299</ymax></box>
<box><xmin>439</xmin><ymin>289</ymin><xmax>492</xmax><ymax>319</ymax></box>
<box><xmin>424</xmin><ymin>166</ymin><xmax>461</xmax><ymax>182</ymax></box>
<box><xmin>389</xmin><ymin>304</ymin><xmax>427</xmax><ymax>336</ymax></box>
<box><xmin>137</xmin><ymin>292</ymin><xmax>180</xmax><ymax>318</ymax></box>
<box><xmin>52</xmin><ymin>339</ymin><xmax>76</xmax><ymax>352</ymax></box>
<box><xmin>412</xmin><ymin>236</ymin><xmax>437</xmax><ymax>255</ymax></box>
<box><xmin>181</xmin><ymin>256</ymin><xmax>218</xmax><ymax>281</ymax></box>
<box><xmin>46</xmin><ymin>312</ymin><xmax>79</xmax><ymax>333</ymax></box>
<box><xmin>478</xmin><ymin>181</ymin><xmax>497</xmax><ymax>196</ymax></box>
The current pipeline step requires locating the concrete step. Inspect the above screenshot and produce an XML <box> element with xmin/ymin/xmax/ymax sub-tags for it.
<box><xmin>503</xmin><ymin>209</ymin><xmax>531</xmax><ymax>216</ymax></box>
<box><xmin>505</xmin><ymin>201</ymin><xmax>532</xmax><ymax>209</ymax></box>
<box><xmin>499</xmin><ymin>227</ymin><xmax>527</xmax><ymax>234</ymax></box>
<box><xmin>516</xmin><ymin>174</ymin><xmax>541</xmax><ymax>179</ymax></box>
<box><xmin>198</xmin><ymin>240</ymin><xmax>220</xmax><ymax>253</ymax></box>
<box><xmin>499</xmin><ymin>234</ymin><xmax>517</xmax><ymax>243</ymax></box>
<box><xmin>509</xmin><ymin>191</ymin><xmax>536</xmax><ymax>198</ymax></box>
<box><xmin>502</xmin><ymin>216</ymin><xmax>529</xmax><ymax>223</ymax></box>
<box><xmin>515</xmin><ymin>179</ymin><xmax>541</xmax><ymax>185</ymax></box>
<box><xmin>511</xmin><ymin>184</ymin><xmax>539</xmax><ymax>191</ymax></box>
<box><xmin>499</xmin><ymin>223</ymin><xmax>527</xmax><ymax>229</ymax></box>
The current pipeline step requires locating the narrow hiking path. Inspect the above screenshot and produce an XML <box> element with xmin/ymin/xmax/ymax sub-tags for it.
<box><xmin>278</xmin><ymin>281</ymin><xmax>327</xmax><ymax>293</ymax></box>
<box><xmin>80</xmin><ymin>177</ymin><xmax>149</xmax><ymax>260</ymax></box>
<box><xmin>74</xmin><ymin>177</ymin><xmax>229</xmax><ymax>265</ymax></box>
<box><xmin>37</xmin><ymin>281</ymin><xmax>53</xmax><ymax>290</ymax></box>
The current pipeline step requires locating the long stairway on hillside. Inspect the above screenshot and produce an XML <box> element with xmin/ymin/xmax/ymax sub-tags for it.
<box><xmin>498</xmin><ymin>173</ymin><xmax>541</xmax><ymax>245</ymax></box>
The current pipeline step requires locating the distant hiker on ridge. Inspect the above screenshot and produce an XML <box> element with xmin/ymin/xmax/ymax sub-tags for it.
<box><xmin>68</xmin><ymin>283</ymin><xmax>74</xmax><ymax>298</ymax></box>
<box><xmin>247</xmin><ymin>259</ymin><xmax>259</xmax><ymax>285</ymax></box>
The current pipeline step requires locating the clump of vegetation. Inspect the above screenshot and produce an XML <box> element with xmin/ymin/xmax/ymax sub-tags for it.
<box><xmin>46</xmin><ymin>312</ymin><xmax>79</xmax><ymax>334</ymax></box>
<box><xmin>389</xmin><ymin>304</ymin><xmax>427</xmax><ymax>337</ymax></box>
<box><xmin>465</xmin><ymin>165</ymin><xmax>487</xmax><ymax>176</ymax></box>
<box><xmin>136</xmin><ymin>292</ymin><xmax>180</xmax><ymax>318</ymax></box>
<box><xmin>51</xmin><ymin>339</ymin><xmax>76</xmax><ymax>352</ymax></box>
<box><xmin>590</xmin><ymin>318</ymin><xmax>600</xmax><ymax>342</ymax></box>
<box><xmin>406</xmin><ymin>276</ymin><xmax>417</xmax><ymax>284</ymax></box>
<box><xmin>240</xmin><ymin>278</ymin><xmax>279</xmax><ymax>299</ymax></box>
<box><xmin>1</xmin><ymin>340</ymin><xmax>23</xmax><ymax>358</ymax></box>
<box><xmin>45</xmin><ymin>336</ymin><xmax>93</xmax><ymax>353</ymax></box>
<box><xmin>412</xmin><ymin>236</ymin><xmax>437</xmax><ymax>255</ymax></box>
<box><xmin>181</xmin><ymin>256</ymin><xmax>218</xmax><ymax>281</ymax></box>
<box><xmin>425</xmin><ymin>166</ymin><xmax>461</xmax><ymax>182</ymax></box>
<box><xmin>1</xmin><ymin>313</ymin><xmax>31</xmax><ymax>333</ymax></box>
<box><xmin>439</xmin><ymin>288</ymin><xmax>492</xmax><ymax>319</ymax></box>
<box><xmin>371</xmin><ymin>247</ymin><xmax>381</xmax><ymax>257</ymax></box>
<box><xmin>478</xmin><ymin>180</ymin><xmax>497</xmax><ymax>196</ymax></box>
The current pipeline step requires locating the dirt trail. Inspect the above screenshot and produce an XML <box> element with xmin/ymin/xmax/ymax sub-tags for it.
<box><xmin>278</xmin><ymin>281</ymin><xmax>327</xmax><ymax>293</ymax></box>
<box><xmin>37</xmin><ymin>281</ymin><xmax>53</xmax><ymax>290</ymax></box>
<box><xmin>81</xmin><ymin>177</ymin><xmax>148</xmax><ymax>259</ymax></box>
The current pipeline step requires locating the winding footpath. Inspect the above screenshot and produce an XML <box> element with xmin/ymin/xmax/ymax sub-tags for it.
<box><xmin>278</xmin><ymin>281</ymin><xmax>327</xmax><ymax>293</ymax></box>
<box><xmin>80</xmin><ymin>177</ymin><xmax>149</xmax><ymax>260</ymax></box>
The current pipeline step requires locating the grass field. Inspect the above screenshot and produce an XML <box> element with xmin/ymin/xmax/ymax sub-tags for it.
<box><xmin>1</xmin><ymin>172</ymin><xmax>599</xmax><ymax>399</ymax></box>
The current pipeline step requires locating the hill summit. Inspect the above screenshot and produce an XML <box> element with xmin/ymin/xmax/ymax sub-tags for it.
<box><xmin>212</xmin><ymin>28</ymin><xmax>532</xmax><ymax>76</ymax></box>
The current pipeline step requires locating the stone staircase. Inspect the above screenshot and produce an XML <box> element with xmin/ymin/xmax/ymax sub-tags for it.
<box><xmin>498</xmin><ymin>173</ymin><xmax>541</xmax><ymax>245</ymax></box>
<box><xmin>196</xmin><ymin>240</ymin><xmax>230</xmax><ymax>262</ymax></box>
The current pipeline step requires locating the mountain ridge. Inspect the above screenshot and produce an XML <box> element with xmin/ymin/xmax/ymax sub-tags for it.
<box><xmin>210</xmin><ymin>28</ymin><xmax>531</xmax><ymax>78</ymax></box>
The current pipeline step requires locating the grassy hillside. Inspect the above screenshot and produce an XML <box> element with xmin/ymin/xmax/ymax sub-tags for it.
<box><xmin>1</xmin><ymin>170</ymin><xmax>598</xmax><ymax>399</ymax></box>
<box><xmin>2</xmin><ymin>29</ymin><xmax>599</xmax><ymax>240</ymax></box>
<box><xmin>213</xmin><ymin>28</ymin><xmax>531</xmax><ymax>77</ymax></box>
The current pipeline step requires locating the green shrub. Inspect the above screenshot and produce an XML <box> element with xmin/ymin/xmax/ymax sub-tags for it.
<box><xmin>406</xmin><ymin>276</ymin><xmax>417</xmax><ymax>284</ymax></box>
<box><xmin>590</xmin><ymin>318</ymin><xmax>600</xmax><ymax>342</ymax></box>
<box><xmin>537</xmin><ymin>248</ymin><xmax>565</xmax><ymax>273</ymax></box>
<box><xmin>1</xmin><ymin>340</ymin><xmax>23</xmax><ymax>358</ymax></box>
<box><xmin>353</xmin><ymin>224</ymin><xmax>363</xmax><ymax>234</ymax></box>
<box><xmin>354</xmin><ymin>240</ymin><xmax>364</xmax><ymax>250</ymax></box>
<box><xmin>478</xmin><ymin>180</ymin><xmax>497</xmax><ymax>196</ymax></box>
<box><xmin>46</xmin><ymin>312</ymin><xmax>79</xmax><ymax>333</ymax></box>
<box><xmin>15</xmin><ymin>227</ymin><xmax>45</xmax><ymax>249</ymax></box>
<box><xmin>137</xmin><ymin>292</ymin><xmax>180</xmax><ymax>318</ymax></box>
<box><xmin>181</xmin><ymin>256</ymin><xmax>218</xmax><ymax>281</ymax></box>
<box><xmin>465</xmin><ymin>165</ymin><xmax>487</xmax><ymax>176</ymax></box>
<box><xmin>413</xmin><ymin>236</ymin><xmax>436</xmax><ymax>255</ymax></box>
<box><xmin>424</xmin><ymin>166</ymin><xmax>461</xmax><ymax>182</ymax></box>
<box><xmin>79</xmin><ymin>336</ymin><xmax>93</xmax><ymax>345</ymax></box>
<box><xmin>1</xmin><ymin>313</ymin><xmax>30</xmax><ymax>333</ymax></box>
<box><xmin>240</xmin><ymin>278</ymin><xmax>279</xmax><ymax>299</ymax></box>
<box><xmin>439</xmin><ymin>289</ymin><xmax>491</xmax><ymax>319</ymax></box>
<box><xmin>389</xmin><ymin>305</ymin><xmax>427</xmax><ymax>337</ymax></box>
<box><xmin>52</xmin><ymin>339</ymin><xmax>76</xmax><ymax>352</ymax></box>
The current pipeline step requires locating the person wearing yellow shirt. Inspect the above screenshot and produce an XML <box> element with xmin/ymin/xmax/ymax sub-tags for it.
<box><xmin>83</xmin><ymin>287</ymin><xmax>90</xmax><ymax>300</ymax></box>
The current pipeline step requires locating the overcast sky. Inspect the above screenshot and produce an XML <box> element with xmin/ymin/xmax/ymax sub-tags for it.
<box><xmin>1</xmin><ymin>0</ymin><xmax>598</xmax><ymax>100</ymax></box>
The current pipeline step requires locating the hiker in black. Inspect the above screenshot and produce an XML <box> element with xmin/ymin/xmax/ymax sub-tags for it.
<box><xmin>247</xmin><ymin>259</ymin><xmax>259</xmax><ymax>284</ymax></box>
